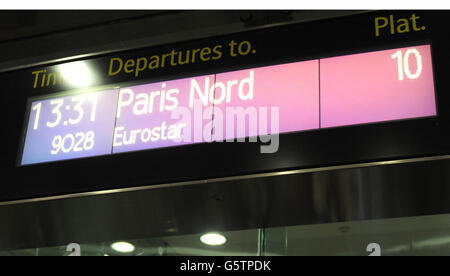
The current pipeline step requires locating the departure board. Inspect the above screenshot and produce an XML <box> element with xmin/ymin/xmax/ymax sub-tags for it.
<box><xmin>20</xmin><ymin>44</ymin><xmax>436</xmax><ymax>165</ymax></box>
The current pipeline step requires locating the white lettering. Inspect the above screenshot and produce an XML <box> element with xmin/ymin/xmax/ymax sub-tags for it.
<box><xmin>117</xmin><ymin>89</ymin><xmax>134</xmax><ymax>118</ymax></box>
<box><xmin>112</xmin><ymin>122</ymin><xmax>187</xmax><ymax>147</ymax></box>
<box><xmin>190</xmin><ymin>77</ymin><xmax>210</xmax><ymax>107</ymax></box>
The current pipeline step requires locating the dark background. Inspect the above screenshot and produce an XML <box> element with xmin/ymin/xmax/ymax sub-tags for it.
<box><xmin>1</xmin><ymin>10</ymin><xmax>449</xmax><ymax>202</ymax></box>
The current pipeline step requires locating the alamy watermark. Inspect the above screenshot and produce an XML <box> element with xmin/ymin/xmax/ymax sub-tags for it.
<box><xmin>170</xmin><ymin>99</ymin><xmax>280</xmax><ymax>153</ymax></box>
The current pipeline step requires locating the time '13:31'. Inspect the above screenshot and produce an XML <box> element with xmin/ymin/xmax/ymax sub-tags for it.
<box><xmin>30</xmin><ymin>94</ymin><xmax>99</xmax><ymax>130</ymax></box>
<box><xmin>30</xmin><ymin>94</ymin><xmax>99</xmax><ymax>155</ymax></box>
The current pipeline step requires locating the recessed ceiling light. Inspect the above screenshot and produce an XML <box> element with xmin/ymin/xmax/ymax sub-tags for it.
<box><xmin>110</xmin><ymin>241</ymin><xmax>135</xmax><ymax>253</ymax></box>
<box><xmin>200</xmin><ymin>233</ymin><xmax>227</xmax><ymax>246</ymax></box>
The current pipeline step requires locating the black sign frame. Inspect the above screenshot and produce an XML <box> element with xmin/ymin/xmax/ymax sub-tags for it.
<box><xmin>1</xmin><ymin>10</ymin><xmax>449</xmax><ymax>202</ymax></box>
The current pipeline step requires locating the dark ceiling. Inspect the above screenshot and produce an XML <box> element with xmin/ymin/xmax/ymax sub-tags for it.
<box><xmin>0</xmin><ymin>10</ymin><xmax>367</xmax><ymax>72</ymax></box>
<box><xmin>0</xmin><ymin>10</ymin><xmax>167</xmax><ymax>43</ymax></box>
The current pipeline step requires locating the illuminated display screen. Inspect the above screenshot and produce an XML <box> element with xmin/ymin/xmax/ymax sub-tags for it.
<box><xmin>20</xmin><ymin>44</ymin><xmax>437</xmax><ymax>165</ymax></box>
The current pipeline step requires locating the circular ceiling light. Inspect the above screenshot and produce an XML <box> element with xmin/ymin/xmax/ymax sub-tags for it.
<box><xmin>200</xmin><ymin>233</ymin><xmax>227</xmax><ymax>246</ymax></box>
<box><xmin>110</xmin><ymin>241</ymin><xmax>136</xmax><ymax>253</ymax></box>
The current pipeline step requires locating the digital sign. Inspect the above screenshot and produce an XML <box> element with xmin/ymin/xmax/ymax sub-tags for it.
<box><xmin>20</xmin><ymin>44</ymin><xmax>436</xmax><ymax>165</ymax></box>
<box><xmin>21</xmin><ymin>89</ymin><xmax>119</xmax><ymax>165</ymax></box>
<box><xmin>321</xmin><ymin>45</ymin><xmax>436</xmax><ymax>127</ymax></box>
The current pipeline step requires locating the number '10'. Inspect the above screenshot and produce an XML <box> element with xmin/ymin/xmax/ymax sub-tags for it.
<box><xmin>392</xmin><ymin>48</ymin><xmax>423</xmax><ymax>80</ymax></box>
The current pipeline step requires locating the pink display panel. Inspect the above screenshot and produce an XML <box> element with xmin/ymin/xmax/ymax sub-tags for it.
<box><xmin>320</xmin><ymin>45</ymin><xmax>436</xmax><ymax>128</ymax></box>
<box><xmin>212</xmin><ymin>60</ymin><xmax>319</xmax><ymax>140</ymax></box>
<box><xmin>112</xmin><ymin>75</ymin><xmax>215</xmax><ymax>154</ymax></box>
<box><xmin>20</xmin><ymin>44</ymin><xmax>437</xmax><ymax>165</ymax></box>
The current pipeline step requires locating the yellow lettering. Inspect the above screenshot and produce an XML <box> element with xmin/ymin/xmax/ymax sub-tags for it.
<box><xmin>191</xmin><ymin>48</ymin><xmax>201</xmax><ymax>63</ymax></box>
<box><xmin>108</xmin><ymin>58</ymin><xmax>124</xmax><ymax>76</ymax></box>
<box><xmin>410</xmin><ymin>13</ymin><xmax>424</xmax><ymax>31</ymax></box>
<box><xmin>161</xmin><ymin>53</ymin><xmax>170</xmax><ymax>68</ymax></box>
<box><xmin>124</xmin><ymin>59</ymin><xmax>136</xmax><ymax>74</ymax></box>
<box><xmin>238</xmin><ymin>41</ymin><xmax>251</xmax><ymax>55</ymax></box>
<box><xmin>374</xmin><ymin>17</ymin><xmax>389</xmax><ymax>37</ymax></box>
<box><xmin>46</xmin><ymin>72</ymin><xmax>57</xmax><ymax>86</ymax></box>
<box><xmin>389</xmin><ymin>15</ymin><xmax>395</xmax><ymax>34</ymax></box>
<box><xmin>32</xmin><ymin>70</ymin><xmax>45</xmax><ymax>88</ymax></box>
<box><xmin>396</xmin><ymin>18</ymin><xmax>410</xmax><ymax>33</ymax></box>
<box><xmin>135</xmin><ymin>57</ymin><xmax>148</xmax><ymax>77</ymax></box>
<box><xmin>200</xmin><ymin>47</ymin><xmax>211</xmax><ymax>61</ymax></box>
<box><xmin>149</xmin><ymin>56</ymin><xmax>160</xmax><ymax>70</ymax></box>
<box><xmin>212</xmin><ymin>45</ymin><xmax>222</xmax><ymax>60</ymax></box>
<box><xmin>375</xmin><ymin>13</ymin><xmax>426</xmax><ymax>37</ymax></box>
<box><xmin>41</xmin><ymin>72</ymin><xmax>47</xmax><ymax>88</ymax></box>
